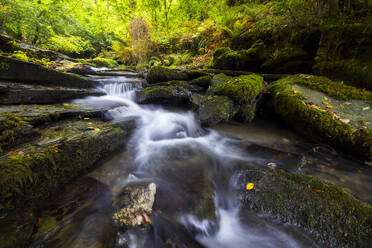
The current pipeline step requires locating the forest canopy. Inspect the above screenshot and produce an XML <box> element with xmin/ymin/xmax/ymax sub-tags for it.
<box><xmin>0</xmin><ymin>0</ymin><xmax>370</xmax><ymax>64</ymax></box>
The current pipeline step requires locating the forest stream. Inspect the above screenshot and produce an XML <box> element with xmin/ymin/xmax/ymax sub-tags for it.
<box><xmin>27</xmin><ymin>74</ymin><xmax>372</xmax><ymax>248</ymax></box>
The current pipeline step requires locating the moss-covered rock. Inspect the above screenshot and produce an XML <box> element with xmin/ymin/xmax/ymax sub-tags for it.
<box><xmin>242</xmin><ymin>169</ymin><xmax>372</xmax><ymax>247</ymax></box>
<box><xmin>212</xmin><ymin>40</ymin><xmax>269</xmax><ymax>71</ymax></box>
<box><xmin>0</xmin><ymin>56</ymin><xmax>99</xmax><ymax>88</ymax></box>
<box><xmin>146</xmin><ymin>66</ymin><xmax>189</xmax><ymax>84</ymax></box>
<box><xmin>190</xmin><ymin>75</ymin><xmax>212</xmax><ymax>90</ymax></box>
<box><xmin>268</xmin><ymin>74</ymin><xmax>372</xmax><ymax>158</ymax></box>
<box><xmin>0</xmin><ymin>120</ymin><xmax>134</xmax><ymax>216</ymax></box>
<box><xmin>90</xmin><ymin>57</ymin><xmax>119</xmax><ymax>68</ymax></box>
<box><xmin>136</xmin><ymin>86</ymin><xmax>191</xmax><ymax>105</ymax></box>
<box><xmin>193</xmin><ymin>95</ymin><xmax>237</xmax><ymax>126</ymax></box>
<box><xmin>313</xmin><ymin>60</ymin><xmax>372</xmax><ymax>90</ymax></box>
<box><xmin>261</xmin><ymin>46</ymin><xmax>313</xmax><ymax>74</ymax></box>
<box><xmin>314</xmin><ymin>24</ymin><xmax>372</xmax><ymax>90</ymax></box>
<box><xmin>210</xmin><ymin>74</ymin><xmax>264</xmax><ymax>122</ymax></box>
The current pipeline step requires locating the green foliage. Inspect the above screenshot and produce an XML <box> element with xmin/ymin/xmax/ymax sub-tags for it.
<box><xmin>45</xmin><ymin>35</ymin><xmax>95</xmax><ymax>56</ymax></box>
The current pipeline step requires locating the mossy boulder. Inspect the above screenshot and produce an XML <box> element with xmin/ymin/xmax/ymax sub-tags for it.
<box><xmin>136</xmin><ymin>86</ymin><xmax>191</xmax><ymax>105</ymax></box>
<box><xmin>242</xmin><ymin>169</ymin><xmax>372</xmax><ymax>247</ymax></box>
<box><xmin>190</xmin><ymin>75</ymin><xmax>212</xmax><ymax>90</ymax></box>
<box><xmin>212</xmin><ymin>40</ymin><xmax>269</xmax><ymax>71</ymax></box>
<box><xmin>313</xmin><ymin>60</ymin><xmax>372</xmax><ymax>90</ymax></box>
<box><xmin>146</xmin><ymin>66</ymin><xmax>189</xmax><ymax>84</ymax></box>
<box><xmin>314</xmin><ymin>24</ymin><xmax>372</xmax><ymax>90</ymax></box>
<box><xmin>0</xmin><ymin>119</ymin><xmax>134</xmax><ymax>216</ymax></box>
<box><xmin>0</xmin><ymin>81</ymin><xmax>105</xmax><ymax>105</ymax></box>
<box><xmin>0</xmin><ymin>56</ymin><xmax>99</xmax><ymax>88</ymax></box>
<box><xmin>210</xmin><ymin>74</ymin><xmax>264</xmax><ymax>122</ymax></box>
<box><xmin>261</xmin><ymin>46</ymin><xmax>313</xmax><ymax>74</ymax></box>
<box><xmin>192</xmin><ymin>95</ymin><xmax>238</xmax><ymax>126</ymax></box>
<box><xmin>268</xmin><ymin>74</ymin><xmax>372</xmax><ymax>158</ymax></box>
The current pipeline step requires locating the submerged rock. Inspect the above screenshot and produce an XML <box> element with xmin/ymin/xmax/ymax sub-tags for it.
<box><xmin>0</xmin><ymin>56</ymin><xmax>99</xmax><ymax>88</ymax></box>
<box><xmin>268</xmin><ymin>74</ymin><xmax>372</xmax><ymax>158</ymax></box>
<box><xmin>113</xmin><ymin>179</ymin><xmax>156</xmax><ymax>229</ymax></box>
<box><xmin>29</xmin><ymin>177</ymin><xmax>115</xmax><ymax>248</ymax></box>
<box><xmin>0</xmin><ymin>210</ymin><xmax>36</xmax><ymax>248</ymax></box>
<box><xmin>241</xmin><ymin>169</ymin><xmax>372</xmax><ymax>247</ymax></box>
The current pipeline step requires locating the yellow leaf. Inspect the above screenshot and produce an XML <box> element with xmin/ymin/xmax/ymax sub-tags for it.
<box><xmin>93</xmin><ymin>127</ymin><xmax>100</xmax><ymax>131</ymax></box>
<box><xmin>63</xmin><ymin>103</ymin><xmax>69</xmax><ymax>106</ymax></box>
<box><xmin>88</xmin><ymin>122</ymin><xmax>93</xmax><ymax>125</ymax></box>
<box><xmin>84</xmin><ymin>118</ymin><xmax>90</xmax><ymax>120</ymax></box>
<box><xmin>323</xmin><ymin>97</ymin><xmax>328</xmax><ymax>101</ymax></box>
<box><xmin>326</xmin><ymin>105</ymin><xmax>333</xmax><ymax>109</ymax></box>
<box><xmin>246</xmin><ymin>183</ymin><xmax>255</xmax><ymax>191</ymax></box>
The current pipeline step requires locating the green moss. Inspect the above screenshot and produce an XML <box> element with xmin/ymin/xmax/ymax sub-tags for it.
<box><xmin>146</xmin><ymin>66</ymin><xmax>189</xmax><ymax>84</ymax></box>
<box><xmin>313</xmin><ymin>60</ymin><xmax>372</xmax><ymax>90</ymax></box>
<box><xmin>190</xmin><ymin>75</ymin><xmax>212</xmax><ymax>89</ymax></box>
<box><xmin>211</xmin><ymin>74</ymin><xmax>264</xmax><ymax>104</ymax></box>
<box><xmin>268</xmin><ymin>76</ymin><xmax>372</xmax><ymax>158</ymax></box>
<box><xmin>144</xmin><ymin>87</ymin><xmax>173</xmax><ymax>98</ymax></box>
<box><xmin>212</xmin><ymin>40</ymin><xmax>269</xmax><ymax>71</ymax></box>
<box><xmin>0</xmin><ymin>121</ymin><xmax>129</xmax><ymax>216</ymax></box>
<box><xmin>281</xmin><ymin>74</ymin><xmax>372</xmax><ymax>103</ymax></box>
<box><xmin>243</xmin><ymin>169</ymin><xmax>372</xmax><ymax>247</ymax></box>
<box><xmin>90</xmin><ymin>57</ymin><xmax>119</xmax><ymax>68</ymax></box>
<box><xmin>0</xmin><ymin>114</ymin><xmax>29</xmax><ymax>154</ymax></box>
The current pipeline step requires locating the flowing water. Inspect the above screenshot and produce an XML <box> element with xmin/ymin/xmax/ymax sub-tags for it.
<box><xmin>32</xmin><ymin>75</ymin><xmax>372</xmax><ymax>248</ymax></box>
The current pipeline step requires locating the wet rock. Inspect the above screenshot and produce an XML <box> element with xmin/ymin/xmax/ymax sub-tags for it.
<box><xmin>0</xmin><ymin>120</ymin><xmax>134</xmax><ymax>216</ymax></box>
<box><xmin>136</xmin><ymin>86</ymin><xmax>191</xmax><ymax>105</ymax></box>
<box><xmin>241</xmin><ymin>169</ymin><xmax>372</xmax><ymax>248</ymax></box>
<box><xmin>192</xmin><ymin>94</ymin><xmax>238</xmax><ymax>126</ymax></box>
<box><xmin>0</xmin><ymin>56</ymin><xmax>99</xmax><ymax>88</ymax></box>
<box><xmin>0</xmin><ymin>81</ymin><xmax>105</xmax><ymax>104</ymax></box>
<box><xmin>210</xmin><ymin>74</ymin><xmax>264</xmax><ymax>122</ymax></box>
<box><xmin>29</xmin><ymin>177</ymin><xmax>115</xmax><ymax>248</ymax></box>
<box><xmin>268</xmin><ymin>74</ymin><xmax>372</xmax><ymax>159</ymax></box>
<box><xmin>113</xmin><ymin>178</ymin><xmax>156</xmax><ymax>229</ymax></box>
<box><xmin>0</xmin><ymin>210</ymin><xmax>36</xmax><ymax>248</ymax></box>
<box><xmin>190</xmin><ymin>75</ymin><xmax>212</xmax><ymax>90</ymax></box>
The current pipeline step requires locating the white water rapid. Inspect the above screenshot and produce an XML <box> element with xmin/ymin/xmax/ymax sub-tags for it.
<box><xmin>75</xmin><ymin>76</ymin><xmax>318</xmax><ymax>248</ymax></box>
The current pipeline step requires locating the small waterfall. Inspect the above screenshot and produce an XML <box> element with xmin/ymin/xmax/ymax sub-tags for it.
<box><xmin>99</xmin><ymin>76</ymin><xmax>142</xmax><ymax>100</ymax></box>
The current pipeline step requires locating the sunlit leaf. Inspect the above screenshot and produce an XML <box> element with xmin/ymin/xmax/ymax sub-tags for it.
<box><xmin>246</xmin><ymin>182</ymin><xmax>255</xmax><ymax>190</ymax></box>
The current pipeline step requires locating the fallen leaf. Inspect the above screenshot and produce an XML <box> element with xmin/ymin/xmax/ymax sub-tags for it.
<box><xmin>323</xmin><ymin>97</ymin><xmax>328</xmax><ymax>101</ymax></box>
<box><xmin>142</xmin><ymin>213</ymin><xmax>151</xmax><ymax>224</ymax></box>
<box><xmin>339</xmin><ymin>104</ymin><xmax>344</xmax><ymax>109</ymax></box>
<box><xmin>345</xmin><ymin>102</ymin><xmax>352</xmax><ymax>105</ymax></box>
<box><xmin>362</xmin><ymin>106</ymin><xmax>370</xmax><ymax>111</ymax></box>
<box><xmin>315</xmin><ymin>189</ymin><xmax>323</xmax><ymax>193</ymax></box>
<box><xmin>93</xmin><ymin>127</ymin><xmax>100</xmax><ymax>131</ymax></box>
<box><xmin>36</xmin><ymin>217</ymin><xmax>44</xmax><ymax>227</ymax></box>
<box><xmin>88</xmin><ymin>122</ymin><xmax>93</xmax><ymax>125</ymax></box>
<box><xmin>326</xmin><ymin>105</ymin><xmax>333</xmax><ymax>109</ymax></box>
<box><xmin>246</xmin><ymin>183</ymin><xmax>255</xmax><ymax>191</ymax></box>
<box><xmin>267</xmin><ymin>162</ymin><xmax>278</xmax><ymax>169</ymax></box>
<box><xmin>84</xmin><ymin>118</ymin><xmax>90</xmax><ymax>120</ymax></box>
